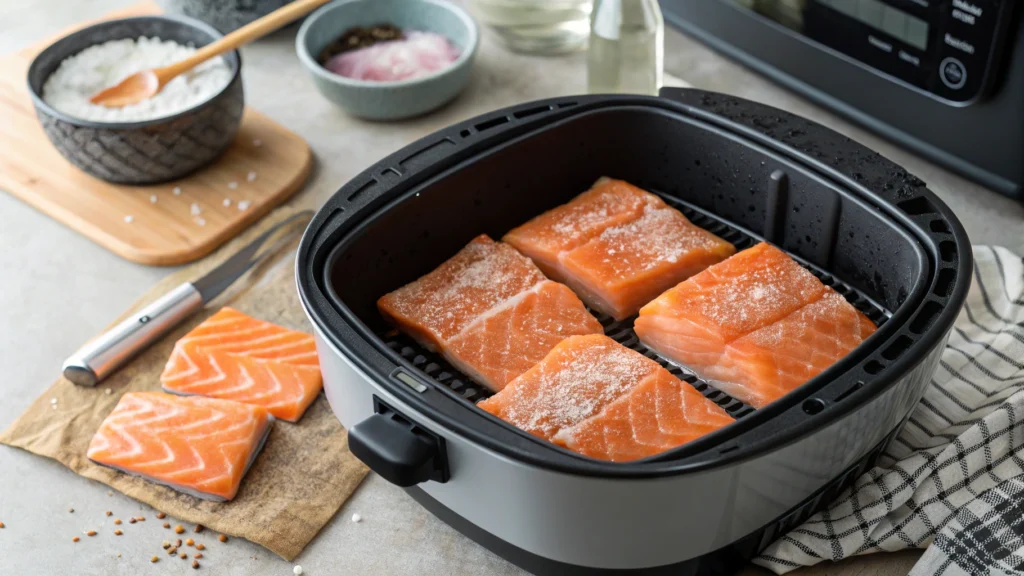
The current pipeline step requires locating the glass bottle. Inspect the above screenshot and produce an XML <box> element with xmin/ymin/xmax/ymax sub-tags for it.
<box><xmin>468</xmin><ymin>0</ymin><xmax>593</xmax><ymax>55</ymax></box>
<box><xmin>586</xmin><ymin>0</ymin><xmax>664</xmax><ymax>95</ymax></box>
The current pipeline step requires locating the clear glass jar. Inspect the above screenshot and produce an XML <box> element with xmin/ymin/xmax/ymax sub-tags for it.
<box><xmin>586</xmin><ymin>0</ymin><xmax>664</xmax><ymax>95</ymax></box>
<box><xmin>468</xmin><ymin>0</ymin><xmax>593</xmax><ymax>55</ymax></box>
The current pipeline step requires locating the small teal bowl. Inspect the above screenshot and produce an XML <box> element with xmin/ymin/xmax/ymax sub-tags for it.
<box><xmin>296</xmin><ymin>0</ymin><xmax>479</xmax><ymax>120</ymax></box>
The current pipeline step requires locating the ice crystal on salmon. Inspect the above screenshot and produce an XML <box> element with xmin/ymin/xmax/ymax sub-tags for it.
<box><xmin>160</xmin><ymin>308</ymin><xmax>322</xmax><ymax>422</ymax></box>
<box><xmin>504</xmin><ymin>178</ymin><xmax>734</xmax><ymax>319</ymax></box>
<box><xmin>378</xmin><ymin>235</ymin><xmax>602</xmax><ymax>392</ymax></box>
<box><xmin>636</xmin><ymin>243</ymin><xmax>877</xmax><ymax>408</ymax></box>
<box><xmin>87</xmin><ymin>392</ymin><xmax>272</xmax><ymax>501</ymax></box>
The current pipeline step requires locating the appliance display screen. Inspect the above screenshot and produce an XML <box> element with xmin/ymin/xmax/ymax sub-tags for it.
<box><xmin>735</xmin><ymin>0</ymin><xmax>930</xmax><ymax>51</ymax></box>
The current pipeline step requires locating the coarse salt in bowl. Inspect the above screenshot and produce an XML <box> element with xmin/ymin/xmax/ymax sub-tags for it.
<box><xmin>27</xmin><ymin>15</ymin><xmax>244</xmax><ymax>185</ymax></box>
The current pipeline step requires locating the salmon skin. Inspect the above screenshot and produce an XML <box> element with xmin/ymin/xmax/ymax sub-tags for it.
<box><xmin>478</xmin><ymin>334</ymin><xmax>733</xmax><ymax>461</ymax></box>
<box><xmin>160</xmin><ymin>308</ymin><xmax>323</xmax><ymax>423</ymax></box>
<box><xmin>504</xmin><ymin>178</ymin><xmax>734</xmax><ymax>320</ymax></box>
<box><xmin>378</xmin><ymin>235</ymin><xmax>602</xmax><ymax>392</ymax></box>
<box><xmin>87</xmin><ymin>392</ymin><xmax>273</xmax><ymax>502</ymax></box>
<box><xmin>636</xmin><ymin>243</ymin><xmax>877</xmax><ymax>409</ymax></box>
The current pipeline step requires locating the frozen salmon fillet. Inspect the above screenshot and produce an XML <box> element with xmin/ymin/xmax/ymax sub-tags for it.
<box><xmin>503</xmin><ymin>178</ymin><xmax>664</xmax><ymax>280</ymax></box>
<box><xmin>160</xmin><ymin>309</ymin><xmax>323</xmax><ymax>422</ymax></box>
<box><xmin>477</xmin><ymin>335</ymin><xmax>663</xmax><ymax>440</ymax></box>
<box><xmin>552</xmin><ymin>369</ymin><xmax>734</xmax><ymax>462</ymax></box>
<box><xmin>444</xmin><ymin>281</ymin><xmax>604</xmax><ymax>391</ymax></box>
<box><xmin>479</xmin><ymin>334</ymin><xmax>733</xmax><ymax>460</ymax></box>
<box><xmin>87</xmin><ymin>392</ymin><xmax>272</xmax><ymax>502</ymax></box>
<box><xmin>700</xmin><ymin>291</ymin><xmax>876</xmax><ymax>408</ymax></box>
<box><xmin>378</xmin><ymin>236</ymin><xmax>601</xmax><ymax>392</ymax></box>
<box><xmin>378</xmin><ymin>235</ymin><xmax>546</xmax><ymax>352</ymax></box>
<box><xmin>558</xmin><ymin>205</ymin><xmax>736</xmax><ymax>319</ymax></box>
<box><xmin>635</xmin><ymin>242</ymin><xmax>828</xmax><ymax>369</ymax></box>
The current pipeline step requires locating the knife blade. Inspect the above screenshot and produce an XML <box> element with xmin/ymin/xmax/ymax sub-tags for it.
<box><xmin>62</xmin><ymin>211</ymin><xmax>313</xmax><ymax>387</ymax></box>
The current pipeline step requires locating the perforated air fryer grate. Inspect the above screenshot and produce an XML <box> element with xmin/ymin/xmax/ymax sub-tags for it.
<box><xmin>380</xmin><ymin>193</ymin><xmax>891</xmax><ymax>420</ymax></box>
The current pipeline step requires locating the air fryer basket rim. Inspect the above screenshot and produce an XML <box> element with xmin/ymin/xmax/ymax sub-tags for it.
<box><xmin>297</xmin><ymin>88</ymin><xmax>973</xmax><ymax>478</ymax></box>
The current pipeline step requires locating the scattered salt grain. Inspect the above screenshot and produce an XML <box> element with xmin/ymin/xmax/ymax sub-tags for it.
<box><xmin>237</xmin><ymin>200</ymin><xmax>251</xmax><ymax>211</ymax></box>
<box><xmin>227</xmin><ymin>181</ymin><xmax>238</xmax><ymax>190</ymax></box>
<box><xmin>252</xmin><ymin>139</ymin><xmax>262</xmax><ymax>147</ymax></box>
<box><xmin>190</xmin><ymin>203</ymin><xmax>201</xmax><ymax>216</ymax></box>
<box><xmin>105</xmin><ymin>388</ymin><xmax>112</xmax><ymax>395</ymax></box>
<box><xmin>41</xmin><ymin>37</ymin><xmax>232</xmax><ymax>123</ymax></box>
<box><xmin>50</xmin><ymin>397</ymin><xmax>57</xmax><ymax>404</ymax></box>
<box><xmin>124</xmin><ymin>215</ymin><xmax>134</xmax><ymax>223</ymax></box>
<box><xmin>194</xmin><ymin>217</ymin><xmax>206</xmax><ymax>227</ymax></box>
<box><xmin>150</xmin><ymin>194</ymin><xmax>158</xmax><ymax>204</ymax></box>
<box><xmin>293</xmin><ymin>566</ymin><xmax>303</xmax><ymax>575</ymax></box>
<box><xmin>246</xmin><ymin>171</ymin><xmax>257</xmax><ymax>182</ymax></box>
<box><xmin>222</xmin><ymin>198</ymin><xmax>231</xmax><ymax>207</ymax></box>
<box><xmin>351</xmin><ymin>513</ymin><xmax>362</xmax><ymax>523</ymax></box>
<box><xmin>173</xmin><ymin>186</ymin><xmax>182</xmax><ymax>196</ymax></box>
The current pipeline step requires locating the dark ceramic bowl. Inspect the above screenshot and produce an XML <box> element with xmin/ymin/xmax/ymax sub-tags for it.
<box><xmin>27</xmin><ymin>15</ymin><xmax>244</xmax><ymax>185</ymax></box>
<box><xmin>156</xmin><ymin>0</ymin><xmax>296</xmax><ymax>33</ymax></box>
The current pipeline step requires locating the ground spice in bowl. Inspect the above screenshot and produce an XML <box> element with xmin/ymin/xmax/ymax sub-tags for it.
<box><xmin>317</xmin><ymin>24</ymin><xmax>404</xmax><ymax>64</ymax></box>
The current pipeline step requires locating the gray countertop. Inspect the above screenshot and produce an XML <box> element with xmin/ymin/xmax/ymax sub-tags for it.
<box><xmin>2</xmin><ymin>2</ymin><xmax>1021</xmax><ymax>575</ymax></box>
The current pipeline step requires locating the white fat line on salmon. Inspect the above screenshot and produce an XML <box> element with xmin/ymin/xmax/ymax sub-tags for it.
<box><xmin>448</xmin><ymin>280</ymin><xmax>549</xmax><ymax>339</ymax></box>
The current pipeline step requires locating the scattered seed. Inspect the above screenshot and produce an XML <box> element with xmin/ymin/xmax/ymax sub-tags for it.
<box><xmin>72</xmin><ymin>536</ymin><xmax>80</xmax><ymax>542</ymax></box>
<box><xmin>150</xmin><ymin>195</ymin><xmax>158</xmax><ymax>204</ymax></box>
<box><xmin>194</xmin><ymin>553</ymin><xmax>203</xmax><ymax>559</ymax></box>
<box><xmin>218</xmin><ymin>534</ymin><xmax>227</xmax><ymax>543</ymax></box>
<box><xmin>195</xmin><ymin>217</ymin><xmax>207</xmax><ymax>227</ymax></box>
<box><xmin>186</xmin><ymin>538</ymin><xmax>194</xmax><ymax>546</ymax></box>
<box><xmin>0</xmin><ymin>522</ymin><xmax>5</xmax><ymax>529</ymax></box>
<box><xmin>293</xmin><ymin>565</ymin><xmax>303</xmax><ymax>575</ymax></box>
<box><xmin>196</xmin><ymin>543</ymin><xmax>206</xmax><ymax>551</ymax></box>
<box><xmin>137</xmin><ymin>516</ymin><xmax>145</xmax><ymax>522</ymax></box>
<box><xmin>175</xmin><ymin>525</ymin><xmax>185</xmax><ymax>534</ymax></box>
<box><xmin>151</xmin><ymin>556</ymin><xmax>159</xmax><ymax>563</ymax></box>
<box><xmin>192</xmin><ymin>560</ymin><xmax>200</xmax><ymax>569</ymax></box>
<box><xmin>351</xmin><ymin>513</ymin><xmax>362</xmax><ymax>523</ymax></box>
<box><xmin>86</xmin><ymin>530</ymin><xmax>97</xmax><ymax>537</ymax></box>
<box><xmin>114</xmin><ymin>519</ymin><xmax>122</xmax><ymax>525</ymax></box>
<box><xmin>222</xmin><ymin>198</ymin><xmax>232</xmax><ymax>207</ymax></box>
<box><xmin>168</xmin><ymin>547</ymin><xmax>177</xmax><ymax>555</ymax></box>
<box><xmin>69</xmin><ymin>508</ymin><xmax>74</xmax><ymax>513</ymax></box>
<box><xmin>180</xmin><ymin>552</ymin><xmax>188</xmax><ymax>559</ymax></box>
<box><xmin>114</xmin><ymin>529</ymin><xmax>123</xmax><ymax>536</ymax></box>
<box><xmin>156</xmin><ymin>512</ymin><xmax>166</xmax><ymax>519</ymax></box>
<box><xmin>117</xmin><ymin>554</ymin><xmax>121</xmax><ymax>558</ymax></box>
<box><xmin>162</xmin><ymin>541</ymin><xmax>171</xmax><ymax>549</ymax></box>
<box><xmin>247</xmin><ymin>171</ymin><xmax>257</xmax><ymax>182</ymax></box>
<box><xmin>124</xmin><ymin>215</ymin><xmax>134</xmax><ymax>223</ymax></box>
<box><xmin>129</xmin><ymin>518</ymin><xmax>137</xmax><ymax>524</ymax></box>
<box><xmin>107</xmin><ymin>491</ymin><xmax>113</xmax><ymax>497</ymax></box>
<box><xmin>163</xmin><ymin>522</ymin><xmax>170</xmax><ymax>529</ymax></box>
<box><xmin>253</xmin><ymin>139</ymin><xmax>262</xmax><ymax>147</ymax></box>
<box><xmin>227</xmin><ymin>181</ymin><xmax>238</xmax><ymax>190</ymax></box>
<box><xmin>193</xmin><ymin>524</ymin><xmax>204</xmax><ymax>533</ymax></box>
<box><xmin>105</xmin><ymin>511</ymin><xmax>112</xmax><ymax>516</ymax></box>
<box><xmin>237</xmin><ymin>200</ymin><xmax>251</xmax><ymax>211</ymax></box>
<box><xmin>176</xmin><ymin>539</ymin><xmax>183</xmax><ymax>547</ymax></box>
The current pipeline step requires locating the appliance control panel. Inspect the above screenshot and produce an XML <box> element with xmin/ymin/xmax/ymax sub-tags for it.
<box><xmin>729</xmin><ymin>0</ymin><xmax>1012</xmax><ymax>103</ymax></box>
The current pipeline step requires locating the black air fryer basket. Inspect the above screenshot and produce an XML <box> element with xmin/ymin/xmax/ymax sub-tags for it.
<box><xmin>297</xmin><ymin>89</ymin><xmax>972</xmax><ymax>575</ymax></box>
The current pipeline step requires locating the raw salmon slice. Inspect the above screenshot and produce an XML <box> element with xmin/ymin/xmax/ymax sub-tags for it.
<box><xmin>87</xmin><ymin>392</ymin><xmax>272</xmax><ymax>502</ymax></box>
<box><xmin>558</xmin><ymin>205</ymin><xmax>736</xmax><ymax>319</ymax></box>
<box><xmin>552</xmin><ymin>369</ymin><xmax>734</xmax><ymax>461</ymax></box>
<box><xmin>162</xmin><ymin>339</ymin><xmax>322</xmax><ymax>422</ymax></box>
<box><xmin>444</xmin><ymin>281</ymin><xmax>604</xmax><ymax>392</ymax></box>
<box><xmin>635</xmin><ymin>242</ymin><xmax>828</xmax><ymax>370</ymax></box>
<box><xmin>160</xmin><ymin>309</ymin><xmax>323</xmax><ymax>422</ymax></box>
<box><xmin>503</xmin><ymin>178</ymin><xmax>664</xmax><ymax>280</ymax></box>
<box><xmin>378</xmin><ymin>235</ymin><xmax>546</xmax><ymax>352</ymax></box>
<box><xmin>477</xmin><ymin>334</ymin><xmax>664</xmax><ymax>440</ymax></box>
<box><xmin>701</xmin><ymin>292</ymin><xmax>877</xmax><ymax>408</ymax></box>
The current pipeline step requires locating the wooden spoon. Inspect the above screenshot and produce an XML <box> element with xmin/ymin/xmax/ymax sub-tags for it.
<box><xmin>90</xmin><ymin>0</ymin><xmax>333</xmax><ymax>107</ymax></box>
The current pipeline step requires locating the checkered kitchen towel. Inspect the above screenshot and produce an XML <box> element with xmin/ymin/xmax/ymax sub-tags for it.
<box><xmin>756</xmin><ymin>246</ymin><xmax>1024</xmax><ymax>575</ymax></box>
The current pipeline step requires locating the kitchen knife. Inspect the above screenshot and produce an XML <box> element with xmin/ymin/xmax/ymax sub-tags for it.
<box><xmin>62</xmin><ymin>211</ymin><xmax>314</xmax><ymax>387</ymax></box>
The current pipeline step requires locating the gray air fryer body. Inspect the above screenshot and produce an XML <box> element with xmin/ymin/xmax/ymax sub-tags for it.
<box><xmin>296</xmin><ymin>89</ymin><xmax>973</xmax><ymax>575</ymax></box>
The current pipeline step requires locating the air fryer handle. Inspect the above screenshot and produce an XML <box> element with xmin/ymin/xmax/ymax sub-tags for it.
<box><xmin>348</xmin><ymin>402</ymin><xmax>449</xmax><ymax>487</ymax></box>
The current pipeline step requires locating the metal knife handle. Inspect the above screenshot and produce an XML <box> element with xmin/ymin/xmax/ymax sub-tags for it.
<box><xmin>62</xmin><ymin>283</ymin><xmax>204</xmax><ymax>387</ymax></box>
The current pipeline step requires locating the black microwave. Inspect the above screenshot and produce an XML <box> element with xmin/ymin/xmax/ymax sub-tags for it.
<box><xmin>661</xmin><ymin>0</ymin><xmax>1023</xmax><ymax>200</ymax></box>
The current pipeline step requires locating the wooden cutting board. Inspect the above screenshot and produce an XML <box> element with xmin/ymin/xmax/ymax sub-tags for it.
<box><xmin>0</xmin><ymin>2</ymin><xmax>312</xmax><ymax>266</ymax></box>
